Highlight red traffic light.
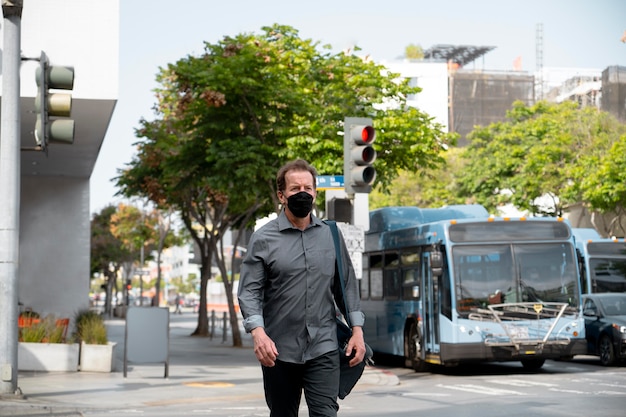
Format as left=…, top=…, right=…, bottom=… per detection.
left=351, top=125, right=376, bottom=145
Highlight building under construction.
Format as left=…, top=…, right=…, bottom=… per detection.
left=601, top=65, right=626, bottom=123
left=417, top=45, right=625, bottom=144
left=422, top=44, right=535, bottom=145
left=449, top=69, right=535, bottom=144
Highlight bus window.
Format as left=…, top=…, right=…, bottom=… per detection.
left=402, top=269, right=420, bottom=299
left=369, top=253, right=384, bottom=300
left=590, top=259, right=626, bottom=292
left=453, top=245, right=513, bottom=314
left=438, top=252, right=452, bottom=319
left=370, top=269, right=383, bottom=299
left=515, top=243, right=578, bottom=306
left=384, top=252, right=401, bottom=300
left=370, top=253, right=383, bottom=268
left=401, top=252, right=420, bottom=265
left=360, top=253, right=370, bottom=300
left=401, top=250, right=421, bottom=300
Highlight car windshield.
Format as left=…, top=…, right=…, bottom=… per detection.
left=598, top=295, right=626, bottom=316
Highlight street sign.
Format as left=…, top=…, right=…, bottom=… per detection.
left=336, top=223, right=364, bottom=279
left=316, top=175, right=344, bottom=190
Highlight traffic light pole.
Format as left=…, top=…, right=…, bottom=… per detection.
left=0, top=0, right=23, bottom=397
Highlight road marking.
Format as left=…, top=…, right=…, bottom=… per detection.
left=488, top=378, right=558, bottom=387
left=548, top=387, right=587, bottom=394
left=184, top=381, right=235, bottom=387
left=437, top=384, right=525, bottom=396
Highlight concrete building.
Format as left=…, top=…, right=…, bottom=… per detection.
left=0, top=1, right=119, bottom=319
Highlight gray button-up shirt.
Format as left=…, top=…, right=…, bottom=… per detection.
left=237, top=210, right=364, bottom=364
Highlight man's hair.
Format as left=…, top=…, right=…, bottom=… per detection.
left=276, top=159, right=318, bottom=192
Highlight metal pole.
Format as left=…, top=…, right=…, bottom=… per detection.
left=0, top=0, right=23, bottom=397
left=222, top=312, right=227, bottom=343
left=209, top=310, right=215, bottom=340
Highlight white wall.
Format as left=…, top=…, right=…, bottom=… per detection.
left=19, top=177, right=91, bottom=320
left=381, top=60, right=449, bottom=130
left=1, top=0, right=120, bottom=321
left=2, top=0, right=120, bottom=100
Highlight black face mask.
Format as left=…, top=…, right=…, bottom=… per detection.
left=286, top=191, right=314, bottom=218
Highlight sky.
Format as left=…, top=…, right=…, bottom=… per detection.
left=89, top=0, right=626, bottom=214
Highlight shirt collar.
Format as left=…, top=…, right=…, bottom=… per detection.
left=277, top=209, right=324, bottom=231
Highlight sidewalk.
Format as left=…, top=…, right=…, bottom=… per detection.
left=1, top=308, right=398, bottom=416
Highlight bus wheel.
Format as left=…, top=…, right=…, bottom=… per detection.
left=520, top=358, right=545, bottom=370
left=406, top=323, right=428, bottom=372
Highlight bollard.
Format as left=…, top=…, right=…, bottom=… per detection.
left=209, top=310, right=216, bottom=340
left=222, top=312, right=228, bottom=342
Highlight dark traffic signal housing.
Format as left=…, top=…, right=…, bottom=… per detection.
left=343, top=117, right=376, bottom=195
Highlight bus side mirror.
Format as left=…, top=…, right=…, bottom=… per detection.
left=431, top=251, right=443, bottom=277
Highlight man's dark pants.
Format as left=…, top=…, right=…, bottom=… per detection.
left=262, top=350, right=340, bottom=417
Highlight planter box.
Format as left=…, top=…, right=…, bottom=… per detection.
left=80, top=342, right=117, bottom=372
left=18, top=342, right=79, bottom=372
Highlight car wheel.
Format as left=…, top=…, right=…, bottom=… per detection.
left=599, top=334, right=616, bottom=366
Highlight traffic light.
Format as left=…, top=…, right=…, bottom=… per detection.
left=343, top=117, right=376, bottom=194
left=34, top=51, right=75, bottom=151
left=125, top=280, right=132, bottom=291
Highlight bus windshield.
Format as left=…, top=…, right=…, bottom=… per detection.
left=453, top=243, right=579, bottom=316
left=589, top=258, right=626, bottom=292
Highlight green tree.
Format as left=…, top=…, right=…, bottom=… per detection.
left=578, top=134, right=626, bottom=234
left=148, top=207, right=185, bottom=305
left=116, top=24, right=451, bottom=345
left=90, top=205, right=133, bottom=316
left=405, top=43, right=424, bottom=60
left=456, top=101, right=626, bottom=216
left=110, top=203, right=154, bottom=305
left=370, top=146, right=466, bottom=209
left=110, top=204, right=184, bottom=306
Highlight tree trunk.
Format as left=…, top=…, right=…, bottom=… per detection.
left=155, top=250, right=162, bottom=306
left=224, top=282, right=242, bottom=347
left=191, top=246, right=211, bottom=336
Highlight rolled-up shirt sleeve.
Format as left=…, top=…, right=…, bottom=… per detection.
left=348, top=311, right=365, bottom=328
left=237, top=235, right=268, bottom=333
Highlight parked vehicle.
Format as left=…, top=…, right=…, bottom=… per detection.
left=582, top=293, right=626, bottom=366
left=361, top=205, right=586, bottom=371
left=573, top=228, right=626, bottom=293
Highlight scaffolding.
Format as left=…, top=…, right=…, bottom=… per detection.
left=601, top=66, right=626, bottom=123
left=450, top=70, right=535, bottom=145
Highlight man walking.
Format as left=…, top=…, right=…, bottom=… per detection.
left=238, top=159, right=365, bottom=417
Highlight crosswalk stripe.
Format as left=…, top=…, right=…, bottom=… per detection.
left=436, top=384, right=525, bottom=396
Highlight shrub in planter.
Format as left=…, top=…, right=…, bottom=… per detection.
left=18, top=313, right=79, bottom=372
left=74, top=309, right=116, bottom=372
left=18, top=314, right=67, bottom=343
left=74, top=309, right=108, bottom=345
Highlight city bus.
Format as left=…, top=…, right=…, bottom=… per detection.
left=360, top=205, right=587, bottom=371
left=573, top=228, right=626, bottom=293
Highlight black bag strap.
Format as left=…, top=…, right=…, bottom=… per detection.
left=326, top=220, right=352, bottom=328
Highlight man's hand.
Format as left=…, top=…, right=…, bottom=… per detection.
left=345, top=326, right=366, bottom=367
left=251, top=327, right=279, bottom=367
